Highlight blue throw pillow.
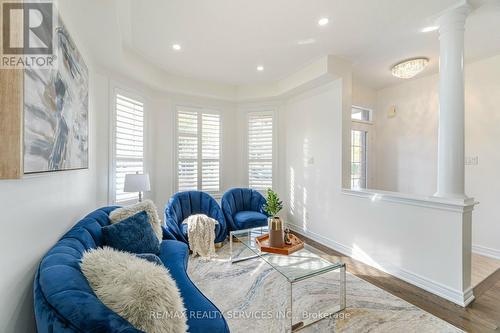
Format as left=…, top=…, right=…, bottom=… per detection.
left=102, top=211, right=160, bottom=254
left=135, top=253, right=163, bottom=266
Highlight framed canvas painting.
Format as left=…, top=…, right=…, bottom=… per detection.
left=23, top=13, right=89, bottom=173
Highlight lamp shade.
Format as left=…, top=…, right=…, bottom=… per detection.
left=124, top=173, right=151, bottom=192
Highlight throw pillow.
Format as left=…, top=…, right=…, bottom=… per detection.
left=81, top=247, right=187, bottom=333
left=110, top=199, right=162, bottom=242
left=102, top=211, right=160, bottom=254
left=136, top=253, right=163, bottom=266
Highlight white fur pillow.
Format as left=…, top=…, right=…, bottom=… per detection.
left=81, top=247, right=188, bottom=333
left=110, top=200, right=162, bottom=241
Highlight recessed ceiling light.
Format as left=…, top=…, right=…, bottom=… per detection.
left=318, top=17, right=329, bottom=26
left=172, top=44, right=181, bottom=51
left=421, top=26, right=439, bottom=33
left=257, top=65, right=264, bottom=71
left=297, top=38, right=316, bottom=45
left=391, top=58, right=429, bottom=79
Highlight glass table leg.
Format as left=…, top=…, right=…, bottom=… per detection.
left=340, top=264, right=346, bottom=310
left=290, top=265, right=347, bottom=332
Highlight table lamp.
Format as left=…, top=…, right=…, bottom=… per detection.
left=124, top=172, right=150, bottom=202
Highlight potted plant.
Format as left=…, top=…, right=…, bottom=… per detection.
left=263, top=189, right=285, bottom=248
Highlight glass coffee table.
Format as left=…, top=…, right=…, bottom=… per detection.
left=230, top=226, right=346, bottom=332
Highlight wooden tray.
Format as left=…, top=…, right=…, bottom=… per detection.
left=255, top=233, right=304, bottom=255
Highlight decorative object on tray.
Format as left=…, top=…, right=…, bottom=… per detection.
left=263, top=189, right=284, bottom=248
left=255, top=233, right=304, bottom=255
left=284, top=227, right=292, bottom=245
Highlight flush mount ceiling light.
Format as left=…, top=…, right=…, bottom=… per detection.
left=318, top=17, right=329, bottom=26
left=172, top=44, right=181, bottom=51
left=256, top=65, right=264, bottom=71
left=421, top=26, right=439, bottom=33
left=391, top=58, right=429, bottom=79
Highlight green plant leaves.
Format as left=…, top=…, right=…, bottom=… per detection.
left=263, top=188, right=283, bottom=217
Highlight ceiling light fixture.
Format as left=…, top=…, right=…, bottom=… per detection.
left=318, top=17, right=329, bottom=26
left=172, top=44, right=181, bottom=51
left=391, top=58, right=429, bottom=79
left=256, top=65, right=264, bottom=71
left=421, top=26, right=439, bottom=33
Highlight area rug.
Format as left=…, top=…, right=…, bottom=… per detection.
left=187, top=242, right=463, bottom=333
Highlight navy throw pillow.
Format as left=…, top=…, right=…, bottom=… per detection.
left=135, top=253, right=163, bottom=266
left=102, top=211, right=160, bottom=254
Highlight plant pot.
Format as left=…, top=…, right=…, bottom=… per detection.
left=268, top=216, right=284, bottom=248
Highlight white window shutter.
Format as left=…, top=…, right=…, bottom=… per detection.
left=114, top=93, right=144, bottom=203
left=202, top=113, right=220, bottom=193
left=177, top=111, right=198, bottom=191
left=248, top=112, right=273, bottom=190
left=177, top=109, right=220, bottom=193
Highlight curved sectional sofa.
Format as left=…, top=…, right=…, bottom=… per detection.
left=34, top=206, right=229, bottom=333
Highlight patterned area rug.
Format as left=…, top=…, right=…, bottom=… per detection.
left=187, top=242, right=463, bottom=333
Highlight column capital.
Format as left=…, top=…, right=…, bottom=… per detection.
left=436, top=1, right=471, bottom=33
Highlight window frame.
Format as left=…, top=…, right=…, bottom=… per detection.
left=245, top=109, right=277, bottom=191
left=351, top=105, right=373, bottom=124
left=351, top=105, right=374, bottom=189
left=351, top=129, right=368, bottom=189
left=109, top=85, right=148, bottom=205
left=174, top=105, right=222, bottom=196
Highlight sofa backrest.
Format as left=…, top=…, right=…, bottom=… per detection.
left=34, top=206, right=142, bottom=333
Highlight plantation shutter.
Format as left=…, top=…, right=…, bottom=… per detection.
left=177, top=110, right=198, bottom=191
left=201, top=113, right=220, bottom=192
left=177, top=109, right=220, bottom=193
left=114, top=93, right=144, bottom=203
left=248, top=112, right=273, bottom=190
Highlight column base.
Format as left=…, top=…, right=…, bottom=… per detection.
left=433, top=192, right=474, bottom=204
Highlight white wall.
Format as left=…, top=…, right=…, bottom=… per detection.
left=375, top=75, right=439, bottom=194
left=93, top=69, right=244, bottom=217
left=0, top=44, right=243, bottom=333
left=375, top=54, right=500, bottom=258
left=283, top=80, right=472, bottom=306
left=153, top=93, right=241, bottom=209
left=352, top=79, right=377, bottom=110
left=0, top=4, right=104, bottom=331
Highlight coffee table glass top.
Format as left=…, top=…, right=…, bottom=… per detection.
left=230, top=227, right=344, bottom=282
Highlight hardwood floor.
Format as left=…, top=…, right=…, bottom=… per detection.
left=472, top=253, right=500, bottom=287
left=294, top=232, right=500, bottom=333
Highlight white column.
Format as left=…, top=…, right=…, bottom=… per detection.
left=434, top=3, right=471, bottom=200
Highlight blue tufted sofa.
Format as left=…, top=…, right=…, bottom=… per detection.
left=221, top=188, right=268, bottom=231
left=34, top=206, right=230, bottom=333
left=165, top=191, right=227, bottom=244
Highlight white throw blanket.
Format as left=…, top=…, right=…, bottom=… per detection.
left=182, top=214, right=218, bottom=258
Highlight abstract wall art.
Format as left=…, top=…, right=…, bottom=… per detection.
left=23, top=16, right=89, bottom=173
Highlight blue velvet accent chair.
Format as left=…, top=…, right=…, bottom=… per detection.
left=165, top=191, right=227, bottom=244
left=34, top=206, right=229, bottom=333
left=221, top=188, right=269, bottom=231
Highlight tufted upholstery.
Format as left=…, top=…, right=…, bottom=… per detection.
left=164, top=191, right=227, bottom=244
left=34, top=206, right=229, bottom=333
left=221, top=188, right=268, bottom=231
left=159, top=241, right=229, bottom=333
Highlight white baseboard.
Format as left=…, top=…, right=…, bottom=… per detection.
left=288, top=223, right=474, bottom=307
left=472, top=244, right=500, bottom=260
